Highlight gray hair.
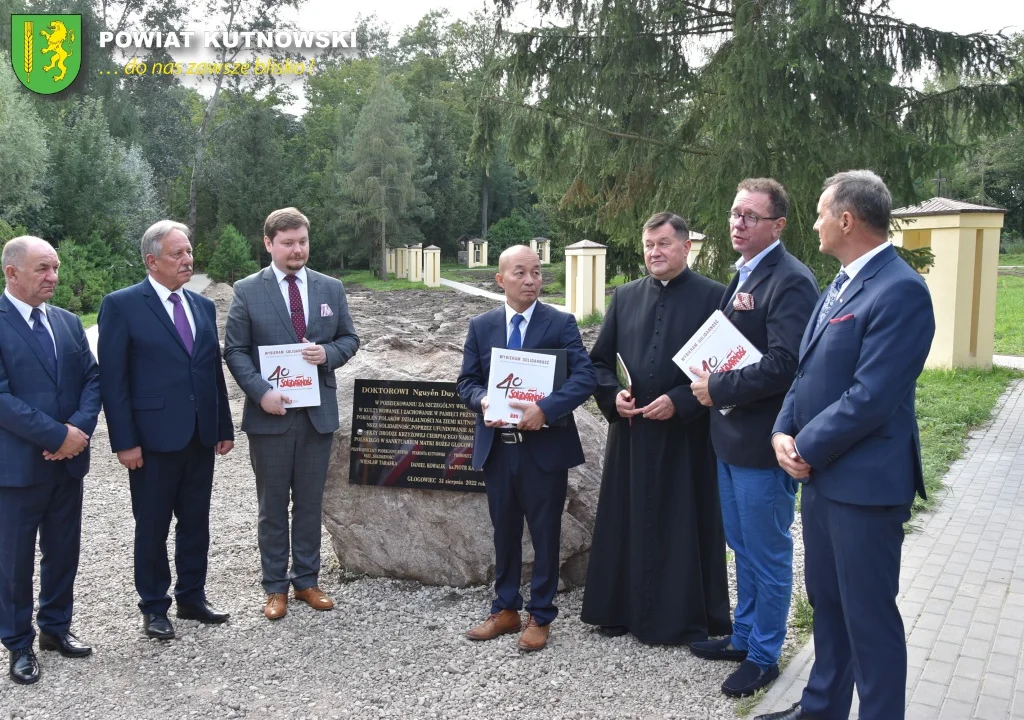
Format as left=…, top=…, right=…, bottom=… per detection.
left=823, top=170, right=891, bottom=236
left=1, top=236, right=48, bottom=270
left=140, top=220, right=190, bottom=262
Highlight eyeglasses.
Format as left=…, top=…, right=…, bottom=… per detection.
left=727, top=211, right=782, bottom=228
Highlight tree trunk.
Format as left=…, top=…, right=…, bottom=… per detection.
left=480, top=168, right=488, bottom=240
left=379, top=186, right=388, bottom=281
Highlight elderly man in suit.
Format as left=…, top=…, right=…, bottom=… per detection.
left=224, top=207, right=359, bottom=621
left=457, top=245, right=596, bottom=652
left=755, top=170, right=936, bottom=720
left=0, top=236, right=101, bottom=684
left=99, top=220, right=235, bottom=641
left=688, top=179, right=819, bottom=698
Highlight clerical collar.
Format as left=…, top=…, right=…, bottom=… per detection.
left=655, top=267, right=689, bottom=287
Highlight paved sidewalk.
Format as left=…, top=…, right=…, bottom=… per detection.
left=754, top=379, right=1024, bottom=719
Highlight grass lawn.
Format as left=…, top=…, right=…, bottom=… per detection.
left=999, top=253, right=1024, bottom=266
left=79, top=312, right=98, bottom=329
left=914, top=367, right=1021, bottom=515
left=339, top=270, right=448, bottom=292
left=995, top=275, right=1024, bottom=355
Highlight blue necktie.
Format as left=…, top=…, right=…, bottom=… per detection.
left=816, top=270, right=850, bottom=328
left=508, top=313, right=524, bottom=350
left=30, top=307, right=57, bottom=377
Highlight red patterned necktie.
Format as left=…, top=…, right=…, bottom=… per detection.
left=285, top=274, right=306, bottom=340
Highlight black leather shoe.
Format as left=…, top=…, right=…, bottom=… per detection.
left=689, top=636, right=748, bottom=661
left=176, top=600, right=229, bottom=624
left=722, top=659, right=780, bottom=697
left=9, top=648, right=39, bottom=685
left=142, top=613, right=175, bottom=640
left=39, top=630, right=93, bottom=658
left=754, top=702, right=813, bottom=719
left=596, top=625, right=628, bottom=637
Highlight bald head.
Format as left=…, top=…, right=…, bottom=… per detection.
left=495, top=245, right=542, bottom=313
left=498, top=245, right=540, bottom=273
left=2, top=235, right=60, bottom=307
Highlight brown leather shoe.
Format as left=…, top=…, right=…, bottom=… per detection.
left=293, top=586, right=334, bottom=611
left=465, top=609, right=522, bottom=641
left=517, top=615, right=550, bottom=652
left=264, top=593, right=287, bottom=620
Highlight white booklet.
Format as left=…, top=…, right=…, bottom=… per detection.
left=258, top=343, right=322, bottom=408
left=672, top=310, right=763, bottom=415
left=484, top=348, right=557, bottom=425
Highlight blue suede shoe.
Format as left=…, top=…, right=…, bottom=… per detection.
left=721, top=659, right=779, bottom=697
left=689, top=636, right=748, bottom=662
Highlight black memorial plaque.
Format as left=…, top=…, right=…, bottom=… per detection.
left=349, top=379, right=485, bottom=492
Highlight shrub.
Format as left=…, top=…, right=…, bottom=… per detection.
left=207, top=224, right=258, bottom=284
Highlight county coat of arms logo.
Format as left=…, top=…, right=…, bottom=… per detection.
left=11, top=14, right=83, bottom=94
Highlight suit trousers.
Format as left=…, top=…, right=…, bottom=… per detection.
left=129, top=427, right=215, bottom=615
left=717, top=460, right=797, bottom=668
left=0, top=464, right=82, bottom=651
left=482, top=437, right=568, bottom=625
left=800, top=483, right=911, bottom=720
left=248, top=409, right=334, bottom=594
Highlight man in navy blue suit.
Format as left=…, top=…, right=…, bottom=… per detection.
left=0, top=236, right=101, bottom=684
left=99, top=220, right=234, bottom=641
left=457, top=245, right=596, bottom=652
left=757, top=170, right=936, bottom=720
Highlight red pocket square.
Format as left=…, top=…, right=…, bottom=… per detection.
left=733, top=292, right=755, bottom=311
left=829, top=313, right=854, bottom=325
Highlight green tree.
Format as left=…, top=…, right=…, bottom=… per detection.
left=486, top=0, right=1024, bottom=282
left=341, top=77, right=433, bottom=279
left=0, top=53, right=48, bottom=224
left=206, top=224, right=258, bottom=284
left=46, top=98, right=160, bottom=275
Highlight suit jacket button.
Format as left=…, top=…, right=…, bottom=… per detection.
left=190, top=395, right=195, bottom=401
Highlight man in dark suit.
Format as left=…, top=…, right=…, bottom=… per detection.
left=457, top=245, right=596, bottom=652
left=99, top=220, right=234, bottom=641
left=688, top=179, right=819, bottom=698
left=0, top=236, right=100, bottom=684
left=756, top=170, right=936, bottom=720
left=224, top=207, right=359, bottom=621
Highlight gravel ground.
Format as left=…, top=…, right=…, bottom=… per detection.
left=1, top=287, right=807, bottom=720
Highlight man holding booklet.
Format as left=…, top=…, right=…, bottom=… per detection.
left=582, top=212, right=731, bottom=647
left=224, top=207, right=359, bottom=621
left=456, top=245, right=596, bottom=652
left=687, top=179, right=819, bottom=698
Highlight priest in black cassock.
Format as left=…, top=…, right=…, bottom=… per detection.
left=581, top=211, right=732, bottom=646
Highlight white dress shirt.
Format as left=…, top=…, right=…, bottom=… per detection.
left=148, top=275, right=195, bottom=339
left=271, top=263, right=309, bottom=326
left=838, top=242, right=891, bottom=297
left=4, top=289, right=56, bottom=353
left=504, top=301, right=538, bottom=345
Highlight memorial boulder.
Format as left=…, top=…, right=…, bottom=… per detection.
left=322, top=333, right=606, bottom=588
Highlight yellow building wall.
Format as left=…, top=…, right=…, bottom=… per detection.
left=894, top=212, right=1004, bottom=369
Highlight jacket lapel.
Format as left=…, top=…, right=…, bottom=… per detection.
left=305, top=270, right=320, bottom=342
left=263, top=266, right=299, bottom=342
left=801, top=246, right=898, bottom=358
left=523, top=303, right=551, bottom=350
left=183, top=289, right=206, bottom=356
left=0, top=295, right=57, bottom=382
left=722, top=244, right=783, bottom=317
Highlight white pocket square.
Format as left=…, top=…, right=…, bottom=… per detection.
left=320, top=303, right=334, bottom=317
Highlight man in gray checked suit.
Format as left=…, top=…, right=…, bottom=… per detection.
left=224, top=207, right=359, bottom=621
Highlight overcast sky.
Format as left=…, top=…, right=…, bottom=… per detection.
left=167, top=0, right=1024, bottom=113
left=288, top=0, right=1024, bottom=38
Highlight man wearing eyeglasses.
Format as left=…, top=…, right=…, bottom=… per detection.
left=688, top=179, right=819, bottom=698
